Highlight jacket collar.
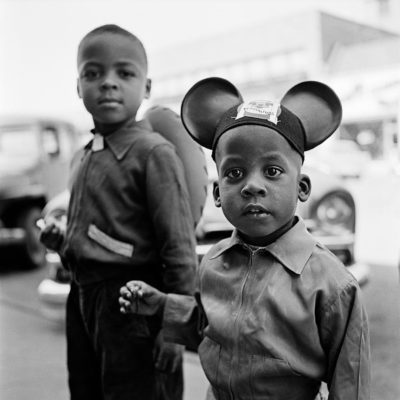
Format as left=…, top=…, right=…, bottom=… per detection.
left=88, top=119, right=152, bottom=161
left=210, top=217, right=316, bottom=275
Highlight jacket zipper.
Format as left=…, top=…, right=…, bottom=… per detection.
left=228, top=247, right=256, bottom=399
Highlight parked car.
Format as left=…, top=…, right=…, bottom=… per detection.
left=38, top=153, right=369, bottom=321
left=307, top=138, right=371, bottom=179
left=0, top=116, right=82, bottom=268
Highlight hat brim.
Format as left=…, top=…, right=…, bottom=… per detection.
left=281, top=81, right=342, bottom=150
left=181, top=77, right=243, bottom=149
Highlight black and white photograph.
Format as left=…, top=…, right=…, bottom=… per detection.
left=0, top=0, right=399, bottom=399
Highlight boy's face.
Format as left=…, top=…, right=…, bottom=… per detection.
left=213, top=125, right=310, bottom=245
left=77, top=33, right=150, bottom=131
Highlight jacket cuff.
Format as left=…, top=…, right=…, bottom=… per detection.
left=162, top=293, right=196, bottom=343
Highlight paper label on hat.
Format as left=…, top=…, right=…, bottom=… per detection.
left=236, top=101, right=280, bottom=124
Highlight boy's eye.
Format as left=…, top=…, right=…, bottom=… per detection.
left=265, top=167, right=282, bottom=177
left=119, top=70, right=136, bottom=78
left=82, top=69, right=100, bottom=80
left=226, top=168, right=243, bottom=180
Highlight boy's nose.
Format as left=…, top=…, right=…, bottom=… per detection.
left=101, top=74, right=118, bottom=90
left=241, top=178, right=267, bottom=197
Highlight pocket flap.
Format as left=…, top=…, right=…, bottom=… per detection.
left=88, top=224, right=134, bottom=258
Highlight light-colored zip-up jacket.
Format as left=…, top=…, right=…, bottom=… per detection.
left=163, top=218, right=370, bottom=400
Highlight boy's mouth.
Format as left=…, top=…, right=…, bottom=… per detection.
left=98, top=98, right=122, bottom=105
left=243, top=204, right=269, bottom=217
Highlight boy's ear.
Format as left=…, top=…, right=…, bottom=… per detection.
left=298, top=174, right=311, bottom=202
left=144, top=78, right=152, bottom=99
left=213, top=181, right=222, bottom=208
left=77, top=78, right=82, bottom=99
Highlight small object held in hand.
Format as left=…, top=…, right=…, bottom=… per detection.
left=128, top=282, right=142, bottom=297
left=128, top=283, right=142, bottom=313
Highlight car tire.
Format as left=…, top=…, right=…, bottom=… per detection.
left=17, top=206, right=46, bottom=268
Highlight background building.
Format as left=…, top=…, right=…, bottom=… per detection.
left=150, top=8, right=400, bottom=172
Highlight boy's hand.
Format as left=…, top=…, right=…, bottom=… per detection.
left=38, top=217, right=66, bottom=252
left=119, top=281, right=166, bottom=316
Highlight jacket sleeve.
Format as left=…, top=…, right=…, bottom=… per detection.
left=162, top=291, right=206, bottom=350
left=145, top=143, right=197, bottom=295
left=320, top=280, right=371, bottom=400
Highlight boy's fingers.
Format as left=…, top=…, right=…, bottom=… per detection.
left=118, top=298, right=130, bottom=308
left=126, top=281, right=143, bottom=292
left=126, top=282, right=144, bottom=300
left=120, top=286, right=132, bottom=299
left=125, top=281, right=136, bottom=291
left=119, top=286, right=127, bottom=295
left=119, top=298, right=134, bottom=314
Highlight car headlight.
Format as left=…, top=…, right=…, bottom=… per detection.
left=312, top=191, right=356, bottom=234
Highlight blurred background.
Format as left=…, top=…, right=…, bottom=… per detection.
left=1, top=0, right=400, bottom=399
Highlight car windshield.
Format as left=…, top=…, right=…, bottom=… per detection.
left=0, top=125, right=40, bottom=162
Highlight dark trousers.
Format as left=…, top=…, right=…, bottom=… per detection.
left=66, top=280, right=184, bottom=400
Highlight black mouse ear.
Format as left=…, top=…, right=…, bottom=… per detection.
left=181, top=77, right=243, bottom=149
left=281, top=81, right=342, bottom=150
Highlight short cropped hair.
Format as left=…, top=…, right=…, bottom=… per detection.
left=78, top=24, right=148, bottom=70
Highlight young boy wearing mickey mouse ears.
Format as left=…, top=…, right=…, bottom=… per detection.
left=119, top=78, right=371, bottom=400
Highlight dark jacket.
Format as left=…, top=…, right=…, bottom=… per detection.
left=63, top=119, right=197, bottom=294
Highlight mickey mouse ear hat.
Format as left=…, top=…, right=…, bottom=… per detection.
left=181, top=77, right=243, bottom=149
left=181, top=77, right=342, bottom=158
left=281, top=80, right=343, bottom=150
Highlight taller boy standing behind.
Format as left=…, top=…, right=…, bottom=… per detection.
left=61, top=24, right=197, bottom=399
